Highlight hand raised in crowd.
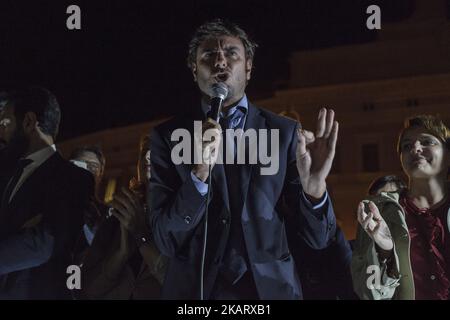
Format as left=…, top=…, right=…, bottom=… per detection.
left=357, top=201, right=394, bottom=252
left=192, top=118, right=222, bottom=182
left=110, top=187, right=150, bottom=240
left=111, top=188, right=167, bottom=285
left=296, top=108, right=338, bottom=200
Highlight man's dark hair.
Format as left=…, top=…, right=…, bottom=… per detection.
left=187, top=19, right=258, bottom=69
left=8, top=86, right=61, bottom=140
left=70, top=145, right=106, bottom=170
left=368, top=175, right=407, bottom=196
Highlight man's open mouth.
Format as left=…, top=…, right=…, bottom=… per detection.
left=214, top=73, right=230, bottom=82
left=412, top=156, right=428, bottom=165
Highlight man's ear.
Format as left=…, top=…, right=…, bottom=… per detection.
left=191, top=64, right=198, bottom=82
left=22, top=112, right=37, bottom=134
left=246, top=59, right=253, bottom=81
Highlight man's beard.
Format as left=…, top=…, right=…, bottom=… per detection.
left=1, top=129, right=30, bottom=166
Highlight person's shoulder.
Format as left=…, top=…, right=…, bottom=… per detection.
left=152, top=111, right=200, bottom=138
left=367, top=191, right=401, bottom=204
left=364, top=191, right=404, bottom=218
left=250, top=104, right=299, bottom=130
left=154, top=114, right=188, bottom=131
left=52, top=153, right=95, bottom=191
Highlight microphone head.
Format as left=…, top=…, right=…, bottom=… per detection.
left=211, top=82, right=229, bottom=100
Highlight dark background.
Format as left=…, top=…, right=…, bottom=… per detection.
left=0, top=0, right=419, bottom=140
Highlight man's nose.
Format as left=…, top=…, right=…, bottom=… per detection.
left=214, top=51, right=227, bottom=69
left=411, top=141, right=423, bottom=154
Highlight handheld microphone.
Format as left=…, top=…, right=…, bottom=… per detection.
left=209, top=82, right=229, bottom=122
left=199, top=82, right=228, bottom=300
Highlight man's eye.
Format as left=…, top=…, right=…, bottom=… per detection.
left=422, top=139, right=437, bottom=146
left=401, top=143, right=412, bottom=151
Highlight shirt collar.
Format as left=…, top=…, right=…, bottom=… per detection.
left=201, top=94, right=248, bottom=118
left=25, top=144, right=57, bottom=168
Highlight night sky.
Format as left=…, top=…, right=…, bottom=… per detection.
left=0, top=0, right=416, bottom=140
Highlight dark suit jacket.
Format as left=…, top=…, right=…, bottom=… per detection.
left=287, top=220, right=357, bottom=300
left=0, top=152, right=94, bottom=299
left=0, top=151, right=15, bottom=197
left=149, top=103, right=337, bottom=300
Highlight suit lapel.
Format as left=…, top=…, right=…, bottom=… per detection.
left=8, top=153, right=59, bottom=206
left=236, top=104, right=266, bottom=216
left=171, top=104, right=266, bottom=217
left=212, top=163, right=230, bottom=213
left=0, top=153, right=59, bottom=237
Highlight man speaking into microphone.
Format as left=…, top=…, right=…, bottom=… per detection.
left=149, top=19, right=339, bottom=300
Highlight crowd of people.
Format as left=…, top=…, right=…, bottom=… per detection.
left=0, top=19, right=449, bottom=300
